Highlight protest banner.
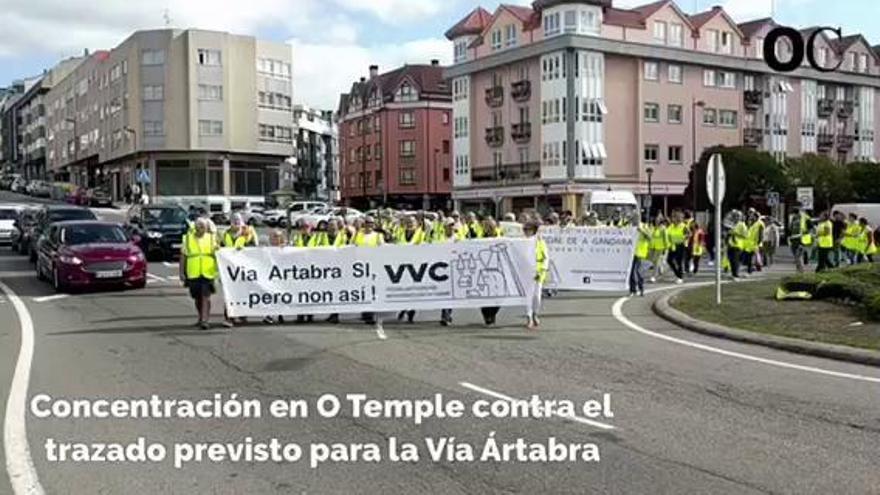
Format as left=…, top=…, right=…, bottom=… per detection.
left=540, top=227, right=636, bottom=291
left=217, top=239, right=537, bottom=317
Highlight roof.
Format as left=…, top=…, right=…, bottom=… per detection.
left=631, top=0, right=668, bottom=19
left=604, top=0, right=695, bottom=31
left=829, top=34, right=880, bottom=62
left=445, top=7, right=493, bottom=39
left=737, top=17, right=774, bottom=39
left=687, top=6, right=744, bottom=37
left=339, top=64, right=450, bottom=115
left=532, top=0, right=611, bottom=9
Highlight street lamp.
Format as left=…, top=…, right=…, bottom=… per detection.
left=645, top=166, right=655, bottom=220
left=692, top=99, right=706, bottom=214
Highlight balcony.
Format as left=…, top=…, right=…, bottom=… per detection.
left=838, top=100, right=854, bottom=119
left=485, top=126, right=504, bottom=147
left=837, top=134, right=855, bottom=151
left=485, top=86, right=504, bottom=107
left=743, top=90, right=763, bottom=110
left=511, top=122, right=532, bottom=144
left=511, top=80, right=531, bottom=102
left=743, top=127, right=763, bottom=147
left=817, top=133, right=835, bottom=152
left=818, top=99, right=835, bottom=117
left=471, top=161, right=541, bottom=185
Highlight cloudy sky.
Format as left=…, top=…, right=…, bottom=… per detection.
left=0, top=0, right=876, bottom=109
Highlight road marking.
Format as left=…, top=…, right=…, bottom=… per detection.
left=612, top=285, right=880, bottom=385
left=0, top=281, right=46, bottom=495
left=163, top=262, right=176, bottom=268
left=32, top=294, right=67, bottom=303
left=460, top=382, right=616, bottom=431
left=0, top=272, right=34, bottom=279
left=375, top=322, right=387, bottom=340
left=147, top=273, right=165, bottom=282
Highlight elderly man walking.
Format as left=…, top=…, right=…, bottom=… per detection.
left=180, top=218, right=219, bottom=330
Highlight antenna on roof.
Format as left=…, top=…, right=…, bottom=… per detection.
left=163, top=8, right=172, bottom=27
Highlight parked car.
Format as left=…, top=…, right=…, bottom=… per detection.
left=301, top=206, right=363, bottom=226
left=126, top=204, right=190, bottom=261
left=11, top=207, right=38, bottom=254
left=35, top=221, right=146, bottom=293
left=29, top=205, right=98, bottom=262
left=0, top=204, right=25, bottom=246
left=0, top=175, right=15, bottom=190
left=28, top=180, right=52, bottom=198
left=10, top=176, right=27, bottom=194
left=66, top=186, right=90, bottom=206
left=89, top=188, right=113, bottom=207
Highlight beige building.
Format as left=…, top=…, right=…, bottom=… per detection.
left=45, top=28, right=294, bottom=200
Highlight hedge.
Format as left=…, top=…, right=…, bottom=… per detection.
left=780, top=264, right=880, bottom=319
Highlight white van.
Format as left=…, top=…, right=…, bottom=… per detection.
left=583, top=191, right=639, bottom=222
left=831, top=204, right=880, bottom=227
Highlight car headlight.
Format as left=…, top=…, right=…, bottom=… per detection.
left=58, top=255, right=83, bottom=265
left=147, top=231, right=164, bottom=239
left=127, top=252, right=145, bottom=264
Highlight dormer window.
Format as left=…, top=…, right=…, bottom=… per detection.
left=369, top=89, right=381, bottom=107
left=543, top=11, right=561, bottom=36
left=454, top=40, right=468, bottom=63
left=504, top=25, right=517, bottom=48
left=396, top=82, right=417, bottom=102
left=491, top=29, right=502, bottom=51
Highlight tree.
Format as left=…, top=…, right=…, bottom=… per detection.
left=684, top=146, right=788, bottom=211
left=847, top=161, right=880, bottom=202
left=783, top=154, right=853, bottom=212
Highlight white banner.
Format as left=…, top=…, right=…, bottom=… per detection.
left=217, top=239, right=537, bottom=317
left=541, top=227, right=636, bottom=291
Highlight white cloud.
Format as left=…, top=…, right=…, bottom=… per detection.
left=289, top=37, right=450, bottom=109
left=332, top=0, right=445, bottom=24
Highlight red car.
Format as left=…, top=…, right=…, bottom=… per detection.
left=36, top=221, right=147, bottom=293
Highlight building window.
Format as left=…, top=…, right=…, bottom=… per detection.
left=653, top=21, right=667, bottom=44
left=198, top=84, right=223, bottom=101
left=755, top=37, right=765, bottom=58
left=198, top=120, right=223, bottom=136
left=396, top=82, right=417, bottom=102
left=668, top=104, right=683, bottom=124
left=707, top=29, right=719, bottom=52
left=817, top=47, right=828, bottom=68
left=442, top=140, right=450, bottom=154
left=669, top=23, right=683, bottom=47
left=719, top=110, right=737, bottom=127
left=644, top=61, right=659, bottom=81
left=848, top=52, right=857, bottom=70
left=703, top=108, right=717, bottom=126
left=142, top=85, right=164, bottom=101
left=399, top=111, right=415, bottom=129
left=259, top=124, right=293, bottom=143
left=644, top=144, right=659, bottom=163
left=491, top=29, right=502, bottom=51
left=143, top=121, right=164, bottom=137
left=442, top=112, right=449, bottom=125
left=668, top=64, right=682, bottom=83
left=453, top=78, right=469, bottom=101
left=703, top=69, right=716, bottom=87
left=256, top=58, right=291, bottom=79
left=719, top=72, right=736, bottom=89
left=258, top=91, right=292, bottom=110
left=668, top=145, right=683, bottom=164
left=504, top=24, right=517, bottom=47
left=543, top=12, right=561, bottom=36
left=858, top=53, right=869, bottom=73
left=644, top=103, right=660, bottom=122
left=399, top=168, right=416, bottom=185
left=374, top=143, right=382, bottom=160
left=141, top=49, right=165, bottom=65
left=197, top=49, right=222, bottom=66
left=399, top=140, right=415, bottom=158
left=454, top=40, right=468, bottom=63
left=721, top=31, right=733, bottom=54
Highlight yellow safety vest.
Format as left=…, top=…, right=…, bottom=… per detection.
left=467, top=222, right=484, bottom=239
left=729, top=222, right=748, bottom=249
left=635, top=225, right=652, bottom=260
left=535, top=238, right=548, bottom=284
left=455, top=223, right=469, bottom=240
left=222, top=227, right=256, bottom=249
left=483, top=226, right=503, bottom=238
left=667, top=223, right=687, bottom=246
left=866, top=228, right=878, bottom=255
left=842, top=222, right=860, bottom=251
left=817, top=220, right=834, bottom=248
left=396, top=228, right=426, bottom=245
left=354, top=231, right=383, bottom=247
left=651, top=226, right=668, bottom=251
left=855, top=225, right=870, bottom=254
left=183, top=232, right=218, bottom=280
left=692, top=230, right=705, bottom=257
left=290, top=232, right=310, bottom=248
left=745, top=220, right=764, bottom=254
left=310, top=231, right=348, bottom=247
left=800, top=214, right=813, bottom=246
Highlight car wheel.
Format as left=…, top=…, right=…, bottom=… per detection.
left=131, top=279, right=147, bottom=290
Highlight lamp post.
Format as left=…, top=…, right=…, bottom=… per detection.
left=433, top=148, right=440, bottom=211
left=645, top=166, right=655, bottom=220
left=692, top=99, right=706, bottom=214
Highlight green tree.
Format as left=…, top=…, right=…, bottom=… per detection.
left=783, top=154, right=853, bottom=211
left=684, top=146, right=788, bottom=211
left=847, top=161, right=880, bottom=202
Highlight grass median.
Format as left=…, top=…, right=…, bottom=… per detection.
left=670, top=279, right=880, bottom=352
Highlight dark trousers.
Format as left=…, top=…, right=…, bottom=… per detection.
left=481, top=307, right=500, bottom=325
left=683, top=248, right=692, bottom=275
left=692, top=256, right=702, bottom=275
left=728, top=248, right=741, bottom=278
left=817, top=248, right=834, bottom=272
left=667, top=245, right=685, bottom=279
left=629, top=258, right=644, bottom=294
left=741, top=252, right=754, bottom=274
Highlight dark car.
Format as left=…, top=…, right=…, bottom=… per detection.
left=89, top=188, right=113, bottom=207
left=29, top=206, right=98, bottom=262
left=35, top=221, right=146, bottom=293
left=126, top=205, right=190, bottom=261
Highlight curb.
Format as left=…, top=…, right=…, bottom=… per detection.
left=653, top=288, right=880, bottom=368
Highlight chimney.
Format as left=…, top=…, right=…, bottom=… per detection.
left=83, top=48, right=89, bottom=56
left=431, top=59, right=439, bottom=66
left=369, top=65, right=379, bottom=78
left=359, top=77, right=366, bottom=83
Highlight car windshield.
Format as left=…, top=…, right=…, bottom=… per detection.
left=0, top=209, right=17, bottom=220
left=63, top=224, right=128, bottom=245
left=49, top=209, right=97, bottom=222
left=143, top=208, right=188, bottom=224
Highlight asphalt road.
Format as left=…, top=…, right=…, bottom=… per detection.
left=1, top=191, right=879, bottom=494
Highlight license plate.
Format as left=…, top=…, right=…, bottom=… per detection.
left=95, top=270, right=123, bottom=279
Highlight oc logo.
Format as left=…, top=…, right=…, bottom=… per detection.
left=763, top=26, right=843, bottom=73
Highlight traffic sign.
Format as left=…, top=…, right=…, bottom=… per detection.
left=706, top=154, right=726, bottom=206
left=136, top=169, right=151, bottom=184
left=796, top=187, right=814, bottom=210
left=767, top=191, right=780, bottom=207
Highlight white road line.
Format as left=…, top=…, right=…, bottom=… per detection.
left=612, top=285, right=880, bottom=384
left=162, top=262, right=176, bottom=268
left=0, top=272, right=35, bottom=279
left=146, top=273, right=165, bottom=282
left=375, top=323, right=387, bottom=340
left=460, top=382, right=617, bottom=431
left=32, top=294, right=67, bottom=303
left=0, top=281, right=46, bottom=495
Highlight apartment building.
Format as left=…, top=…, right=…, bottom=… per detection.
left=291, top=104, right=339, bottom=202
left=337, top=62, right=452, bottom=210
left=44, top=29, right=294, bottom=201
left=445, top=0, right=880, bottom=215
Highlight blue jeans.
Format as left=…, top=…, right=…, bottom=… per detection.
left=629, top=258, right=644, bottom=294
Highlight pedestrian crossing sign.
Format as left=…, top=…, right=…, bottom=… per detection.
left=136, top=169, right=151, bottom=184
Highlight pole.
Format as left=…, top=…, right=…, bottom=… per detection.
left=714, top=157, right=722, bottom=305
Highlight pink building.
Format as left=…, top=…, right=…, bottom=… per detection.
left=445, top=0, right=880, bottom=215
left=338, top=63, right=452, bottom=210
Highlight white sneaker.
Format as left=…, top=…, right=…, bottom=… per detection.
left=650, top=277, right=657, bottom=283
left=708, top=261, right=715, bottom=267
left=675, top=278, right=684, bottom=285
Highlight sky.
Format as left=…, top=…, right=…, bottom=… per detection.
left=0, top=0, right=877, bottom=109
